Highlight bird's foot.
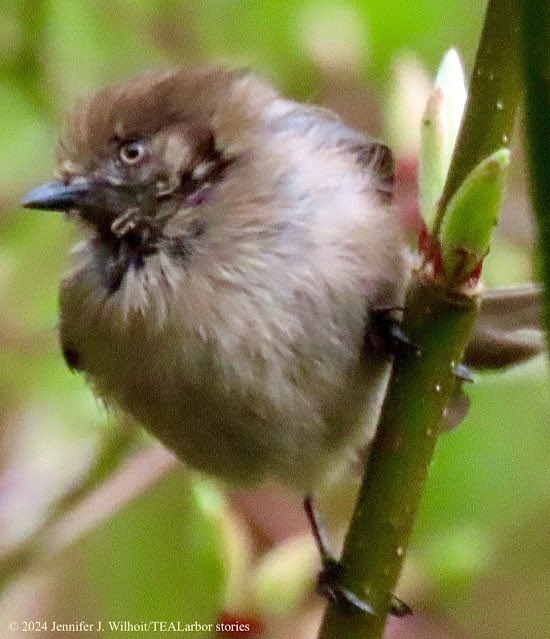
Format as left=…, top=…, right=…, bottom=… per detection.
left=368, top=307, right=420, bottom=357
left=303, top=496, right=412, bottom=618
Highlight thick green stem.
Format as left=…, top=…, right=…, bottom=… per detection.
left=318, top=1, right=521, bottom=637
left=434, top=0, right=520, bottom=237
left=516, top=0, right=550, bottom=354
left=319, top=281, right=478, bottom=638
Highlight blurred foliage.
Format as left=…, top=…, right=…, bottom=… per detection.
left=62, top=470, right=226, bottom=634
left=0, top=1, right=548, bottom=638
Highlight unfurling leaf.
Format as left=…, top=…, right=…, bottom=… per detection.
left=440, top=148, right=510, bottom=281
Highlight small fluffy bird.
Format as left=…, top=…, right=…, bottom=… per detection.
left=23, top=67, right=543, bottom=496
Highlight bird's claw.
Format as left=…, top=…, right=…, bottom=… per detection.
left=369, top=307, right=420, bottom=357
left=453, top=362, right=476, bottom=383
left=316, top=557, right=375, bottom=614
left=304, top=496, right=412, bottom=618
left=390, top=595, right=413, bottom=617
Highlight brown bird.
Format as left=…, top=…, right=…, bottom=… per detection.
left=23, top=66, right=544, bottom=612
left=23, top=67, right=412, bottom=492
left=22, top=63, right=544, bottom=489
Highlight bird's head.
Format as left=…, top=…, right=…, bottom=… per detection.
left=22, top=67, right=262, bottom=290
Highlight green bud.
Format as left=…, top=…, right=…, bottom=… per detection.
left=440, top=148, right=510, bottom=281
left=419, top=49, right=467, bottom=229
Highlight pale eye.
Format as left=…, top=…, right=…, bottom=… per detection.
left=119, top=140, right=146, bottom=165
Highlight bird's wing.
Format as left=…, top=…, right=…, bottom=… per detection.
left=273, top=104, right=547, bottom=368
left=272, top=102, right=394, bottom=202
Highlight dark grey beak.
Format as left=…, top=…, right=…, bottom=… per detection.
left=22, top=180, right=92, bottom=211
left=22, top=178, right=157, bottom=234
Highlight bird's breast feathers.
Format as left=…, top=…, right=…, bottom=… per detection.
left=59, top=198, right=400, bottom=490
left=54, top=69, right=409, bottom=489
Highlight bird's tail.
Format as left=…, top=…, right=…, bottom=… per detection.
left=465, top=283, right=546, bottom=369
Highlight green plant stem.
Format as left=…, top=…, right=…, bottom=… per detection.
left=319, top=282, right=478, bottom=639
left=318, top=1, right=521, bottom=637
left=434, top=0, right=520, bottom=237
left=516, top=0, right=550, bottom=354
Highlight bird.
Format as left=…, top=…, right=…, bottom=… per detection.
left=22, top=66, right=544, bottom=613
left=23, top=66, right=413, bottom=493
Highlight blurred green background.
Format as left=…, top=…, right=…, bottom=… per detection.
left=0, top=1, right=548, bottom=638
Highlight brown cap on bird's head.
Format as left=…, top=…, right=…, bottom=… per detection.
left=21, top=67, right=265, bottom=232
left=57, top=67, right=242, bottom=173
left=22, top=66, right=281, bottom=221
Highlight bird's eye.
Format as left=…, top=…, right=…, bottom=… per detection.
left=119, top=140, right=146, bottom=165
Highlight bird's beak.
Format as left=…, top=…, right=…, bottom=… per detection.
left=22, top=179, right=93, bottom=211
left=22, top=178, right=158, bottom=234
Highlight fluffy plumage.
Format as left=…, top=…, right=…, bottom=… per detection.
left=48, top=68, right=410, bottom=491
left=25, top=67, right=543, bottom=493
